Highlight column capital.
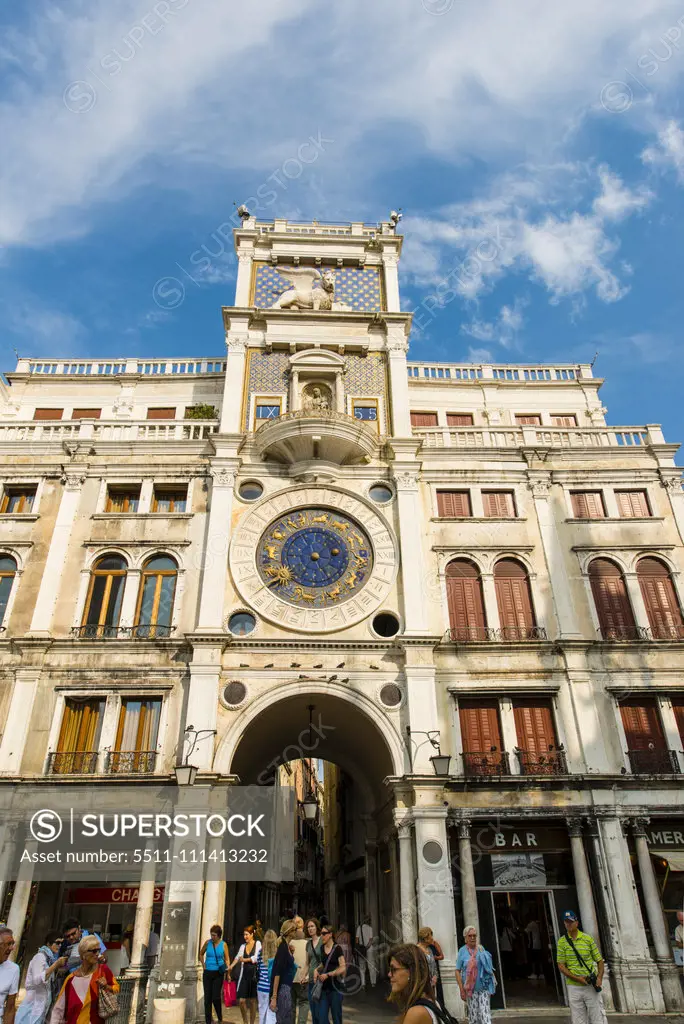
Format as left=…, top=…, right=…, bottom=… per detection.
left=527, top=474, right=552, bottom=498
left=394, top=814, right=414, bottom=840
left=226, top=335, right=248, bottom=353
left=456, top=818, right=472, bottom=840
left=630, top=816, right=650, bottom=837
left=209, top=467, right=236, bottom=488
left=393, top=470, right=419, bottom=492
left=566, top=817, right=585, bottom=838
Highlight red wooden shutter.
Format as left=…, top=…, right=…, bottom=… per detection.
left=619, top=700, right=664, bottom=751
left=459, top=700, right=502, bottom=752
left=616, top=491, right=650, bottom=517
left=551, top=415, right=577, bottom=427
left=672, top=701, right=684, bottom=747
left=513, top=700, right=557, bottom=754
left=483, top=492, right=515, bottom=517
left=410, top=412, right=438, bottom=427
left=437, top=491, right=472, bottom=517
left=494, top=559, right=535, bottom=635
left=637, top=558, right=684, bottom=639
left=446, top=560, right=486, bottom=638
left=146, top=407, right=176, bottom=420
left=571, top=492, right=605, bottom=518
left=33, top=408, right=63, bottom=420
left=515, top=414, right=542, bottom=426
left=447, top=413, right=474, bottom=427
left=71, top=408, right=102, bottom=419
left=588, top=559, right=636, bottom=639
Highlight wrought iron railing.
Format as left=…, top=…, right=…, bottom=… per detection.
left=48, top=751, right=98, bottom=775
left=596, top=626, right=652, bottom=642
left=635, top=624, right=684, bottom=641
left=627, top=748, right=681, bottom=774
left=106, top=751, right=157, bottom=774
left=71, top=624, right=175, bottom=639
left=445, top=626, right=547, bottom=643
left=516, top=747, right=568, bottom=775
left=462, top=750, right=511, bottom=777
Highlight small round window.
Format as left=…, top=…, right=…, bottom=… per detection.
left=223, top=681, right=247, bottom=706
left=369, top=483, right=393, bottom=504
left=227, top=611, right=256, bottom=636
left=380, top=684, right=403, bottom=708
left=238, top=481, right=263, bottom=501
left=422, top=840, right=443, bottom=865
left=372, top=612, right=401, bottom=638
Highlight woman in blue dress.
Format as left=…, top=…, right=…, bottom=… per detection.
left=455, top=926, right=496, bottom=1024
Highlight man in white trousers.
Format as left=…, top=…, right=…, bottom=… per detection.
left=556, top=910, right=606, bottom=1024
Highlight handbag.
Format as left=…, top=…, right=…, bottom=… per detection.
left=564, top=935, right=602, bottom=992
left=96, top=972, right=120, bottom=1020
left=311, top=947, right=336, bottom=1003
left=222, top=980, right=237, bottom=1007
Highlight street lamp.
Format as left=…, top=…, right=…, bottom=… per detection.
left=173, top=725, right=216, bottom=786
left=405, top=726, right=451, bottom=777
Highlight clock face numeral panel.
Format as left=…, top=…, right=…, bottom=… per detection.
left=229, top=486, right=398, bottom=634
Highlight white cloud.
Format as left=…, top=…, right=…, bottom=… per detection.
left=592, top=166, right=652, bottom=220
left=0, top=0, right=680, bottom=247
left=0, top=297, right=87, bottom=355
left=462, top=300, right=526, bottom=347
left=466, top=347, right=493, bottom=363
left=642, top=119, right=684, bottom=179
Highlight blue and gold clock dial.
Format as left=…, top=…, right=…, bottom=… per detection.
left=257, top=508, right=373, bottom=607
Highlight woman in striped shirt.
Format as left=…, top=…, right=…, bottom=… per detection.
left=256, top=931, right=277, bottom=1024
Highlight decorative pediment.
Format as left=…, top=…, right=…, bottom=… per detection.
left=287, top=348, right=346, bottom=373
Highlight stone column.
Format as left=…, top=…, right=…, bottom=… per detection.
left=0, top=669, right=41, bottom=774
left=29, top=470, right=86, bottom=635
left=364, top=838, right=380, bottom=940
left=388, top=834, right=400, bottom=934
left=480, top=573, right=501, bottom=632
left=624, top=574, right=652, bottom=633
left=632, top=818, right=684, bottom=1010
left=7, top=843, right=35, bottom=957
left=196, top=467, right=237, bottom=632
left=393, top=466, right=429, bottom=634
left=126, top=849, right=157, bottom=1024
left=395, top=817, right=417, bottom=943
left=183, top=644, right=222, bottom=771
left=200, top=838, right=226, bottom=939
left=382, top=254, right=401, bottom=312
left=566, top=819, right=598, bottom=939
left=235, top=253, right=253, bottom=307
left=219, top=335, right=248, bottom=434
left=385, top=334, right=411, bottom=436
left=527, top=474, right=582, bottom=638
left=456, top=819, right=479, bottom=938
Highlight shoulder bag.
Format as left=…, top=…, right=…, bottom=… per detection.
left=310, top=947, right=337, bottom=1003
left=564, top=935, right=602, bottom=992
left=96, top=971, right=120, bottom=1020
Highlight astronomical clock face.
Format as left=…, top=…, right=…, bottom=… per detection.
left=256, top=508, right=373, bottom=608
left=229, top=485, right=398, bottom=634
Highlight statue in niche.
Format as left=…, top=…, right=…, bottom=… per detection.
left=302, top=383, right=332, bottom=412
left=271, top=267, right=335, bottom=310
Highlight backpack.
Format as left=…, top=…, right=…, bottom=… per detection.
left=415, top=998, right=457, bottom=1024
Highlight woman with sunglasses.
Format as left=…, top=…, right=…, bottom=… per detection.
left=387, top=944, right=444, bottom=1024
left=313, top=926, right=345, bottom=1024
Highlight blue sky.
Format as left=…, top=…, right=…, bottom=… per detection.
left=1, top=0, right=684, bottom=447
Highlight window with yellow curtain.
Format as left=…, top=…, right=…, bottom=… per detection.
left=82, top=555, right=127, bottom=637
left=135, top=556, right=177, bottom=638
left=110, top=699, right=162, bottom=773
left=53, top=698, right=104, bottom=774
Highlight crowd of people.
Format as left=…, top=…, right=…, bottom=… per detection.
left=0, top=906, right=608, bottom=1024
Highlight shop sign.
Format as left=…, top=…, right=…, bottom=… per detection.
left=474, top=827, right=570, bottom=853
left=66, top=886, right=165, bottom=904
left=645, top=824, right=684, bottom=848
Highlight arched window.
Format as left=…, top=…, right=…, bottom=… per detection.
left=82, top=555, right=127, bottom=638
left=588, top=558, right=636, bottom=640
left=637, top=557, right=684, bottom=640
left=445, top=559, right=487, bottom=641
left=135, top=555, right=177, bottom=638
left=493, top=558, right=537, bottom=640
left=0, top=556, right=17, bottom=629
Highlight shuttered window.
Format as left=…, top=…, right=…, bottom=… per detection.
left=459, top=700, right=502, bottom=753
left=437, top=491, right=472, bottom=518
left=494, top=559, right=536, bottom=638
left=146, top=407, right=176, bottom=420
left=33, top=408, right=63, bottom=420
left=619, top=699, right=665, bottom=751
left=616, top=490, right=650, bottom=518
left=513, top=700, right=557, bottom=754
left=551, top=414, right=577, bottom=427
left=410, top=412, right=438, bottom=427
left=447, top=413, right=474, bottom=427
left=515, top=414, right=542, bottom=426
left=482, top=491, right=516, bottom=518
left=637, top=557, right=684, bottom=639
left=57, top=699, right=105, bottom=754
left=71, top=408, right=101, bottom=419
left=571, top=492, right=606, bottom=519
left=589, top=558, right=636, bottom=639
left=446, top=559, right=486, bottom=639
left=672, top=700, right=684, bottom=747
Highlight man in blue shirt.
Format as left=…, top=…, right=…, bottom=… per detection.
left=60, top=917, right=107, bottom=973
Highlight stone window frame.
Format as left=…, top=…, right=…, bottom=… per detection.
left=0, top=478, right=45, bottom=517
left=429, top=481, right=525, bottom=521
left=435, top=548, right=542, bottom=638
left=250, top=394, right=285, bottom=432
left=0, top=546, right=26, bottom=631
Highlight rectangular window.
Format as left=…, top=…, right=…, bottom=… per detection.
left=152, top=487, right=187, bottom=513
left=571, top=491, right=606, bottom=519
left=616, top=490, right=651, bottom=518
left=482, top=491, right=516, bottom=518
left=513, top=699, right=565, bottom=773
left=1, top=487, right=37, bottom=513
left=410, top=411, right=438, bottom=427
left=110, top=698, right=162, bottom=773
left=51, top=698, right=105, bottom=774
left=447, top=413, right=474, bottom=427
left=71, top=408, right=102, bottom=419
left=459, top=699, right=507, bottom=776
left=515, top=414, right=542, bottom=426
left=33, top=408, right=63, bottom=420
left=255, top=404, right=281, bottom=420
left=551, top=414, right=578, bottom=427
left=106, top=486, right=141, bottom=512
left=437, top=490, right=472, bottom=518
left=619, top=698, right=674, bottom=773
left=146, top=407, right=176, bottom=420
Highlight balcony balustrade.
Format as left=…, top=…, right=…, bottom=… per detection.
left=516, top=747, right=568, bottom=775
left=627, top=748, right=681, bottom=774
left=445, top=626, right=547, bottom=643
left=71, top=624, right=175, bottom=639
left=462, top=750, right=511, bottom=777
left=412, top=424, right=658, bottom=451
left=106, top=750, right=157, bottom=774
left=47, top=751, right=98, bottom=775
left=254, top=407, right=378, bottom=465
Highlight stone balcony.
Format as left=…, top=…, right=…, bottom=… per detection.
left=253, top=408, right=379, bottom=465
left=413, top=424, right=667, bottom=451
left=0, top=419, right=218, bottom=447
